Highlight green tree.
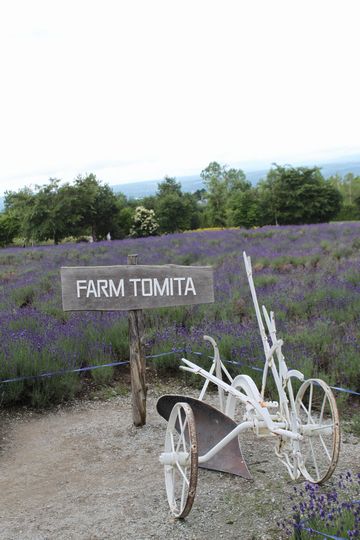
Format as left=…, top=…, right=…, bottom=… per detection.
left=229, top=188, right=261, bottom=228
left=4, top=187, right=36, bottom=242
left=200, top=162, right=250, bottom=226
left=0, top=212, right=19, bottom=246
left=140, top=195, right=157, bottom=211
left=111, top=193, right=133, bottom=239
left=257, top=170, right=280, bottom=225
left=260, top=165, right=342, bottom=225
left=329, top=173, right=360, bottom=220
left=225, top=167, right=250, bottom=193
left=200, top=162, right=228, bottom=226
left=354, top=193, right=360, bottom=216
left=183, top=192, right=201, bottom=230
left=156, top=176, right=182, bottom=197
left=5, top=175, right=123, bottom=244
left=155, top=177, right=199, bottom=233
left=342, top=173, right=360, bottom=206
left=72, top=174, right=119, bottom=240
left=193, top=188, right=207, bottom=202
left=25, top=179, right=79, bottom=244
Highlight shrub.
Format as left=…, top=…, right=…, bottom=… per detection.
left=130, top=206, right=159, bottom=237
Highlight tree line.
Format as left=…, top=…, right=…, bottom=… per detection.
left=0, top=163, right=359, bottom=246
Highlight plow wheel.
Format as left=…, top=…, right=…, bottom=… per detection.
left=295, top=379, right=340, bottom=484
left=164, top=402, right=198, bottom=518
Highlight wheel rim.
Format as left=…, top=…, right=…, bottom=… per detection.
left=164, top=402, right=198, bottom=518
left=295, top=379, right=340, bottom=484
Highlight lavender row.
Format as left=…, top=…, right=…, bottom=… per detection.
left=0, top=222, right=359, bottom=405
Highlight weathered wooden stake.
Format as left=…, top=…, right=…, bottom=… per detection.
left=127, top=254, right=147, bottom=426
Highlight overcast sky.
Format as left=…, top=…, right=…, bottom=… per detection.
left=0, top=0, right=359, bottom=195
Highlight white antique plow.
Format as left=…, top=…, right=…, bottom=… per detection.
left=157, top=252, right=341, bottom=518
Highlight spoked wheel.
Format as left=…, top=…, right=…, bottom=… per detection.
left=163, top=402, right=198, bottom=518
left=295, top=379, right=340, bottom=484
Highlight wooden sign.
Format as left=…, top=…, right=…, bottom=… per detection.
left=61, top=264, right=214, bottom=311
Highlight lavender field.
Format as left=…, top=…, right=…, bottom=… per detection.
left=0, top=222, right=359, bottom=407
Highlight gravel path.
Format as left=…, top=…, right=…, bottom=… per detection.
left=0, top=382, right=358, bottom=540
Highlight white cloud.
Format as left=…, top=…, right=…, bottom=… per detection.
left=0, top=0, right=359, bottom=193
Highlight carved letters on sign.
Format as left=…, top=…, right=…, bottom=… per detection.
left=75, top=276, right=196, bottom=299
left=61, top=265, right=214, bottom=311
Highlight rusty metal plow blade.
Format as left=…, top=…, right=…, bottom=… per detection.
left=157, top=394, right=252, bottom=479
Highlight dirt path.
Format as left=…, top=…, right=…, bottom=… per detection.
left=0, top=384, right=358, bottom=540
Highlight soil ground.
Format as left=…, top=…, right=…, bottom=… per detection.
left=0, top=381, right=358, bottom=540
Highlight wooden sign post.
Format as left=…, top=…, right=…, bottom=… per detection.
left=127, top=254, right=146, bottom=426
left=61, top=257, right=214, bottom=426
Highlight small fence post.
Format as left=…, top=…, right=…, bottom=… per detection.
left=127, top=254, right=147, bottom=426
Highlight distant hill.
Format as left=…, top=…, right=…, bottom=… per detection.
left=316, top=160, right=360, bottom=178
left=1, top=158, right=360, bottom=209
left=111, top=175, right=204, bottom=198
left=112, top=159, right=360, bottom=198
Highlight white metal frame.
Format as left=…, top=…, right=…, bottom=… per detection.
left=159, top=251, right=340, bottom=517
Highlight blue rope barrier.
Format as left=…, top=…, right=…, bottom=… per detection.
left=187, top=350, right=360, bottom=396
left=146, top=350, right=186, bottom=359
left=0, top=348, right=359, bottom=397
left=0, top=351, right=181, bottom=386
left=329, top=385, right=360, bottom=397
left=226, top=361, right=360, bottom=395
left=300, top=527, right=347, bottom=540
left=224, top=358, right=264, bottom=373
left=293, top=514, right=359, bottom=540
left=299, top=505, right=360, bottom=540
left=0, top=360, right=130, bottom=385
